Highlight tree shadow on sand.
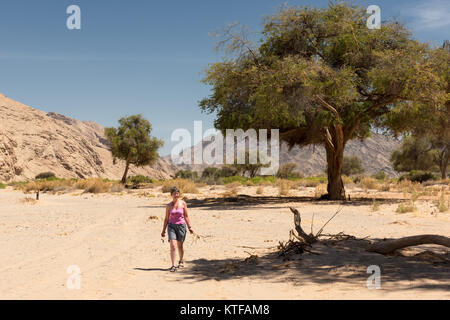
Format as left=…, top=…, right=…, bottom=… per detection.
left=176, top=238, right=450, bottom=292
left=184, top=195, right=404, bottom=211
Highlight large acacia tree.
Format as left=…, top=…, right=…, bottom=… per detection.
left=200, top=2, right=446, bottom=199
left=105, top=115, right=163, bottom=184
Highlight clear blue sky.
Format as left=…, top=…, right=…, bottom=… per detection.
left=0, top=0, right=448, bottom=155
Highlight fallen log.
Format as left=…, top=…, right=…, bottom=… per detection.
left=366, top=235, right=450, bottom=254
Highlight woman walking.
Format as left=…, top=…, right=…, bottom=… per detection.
left=161, top=186, right=194, bottom=272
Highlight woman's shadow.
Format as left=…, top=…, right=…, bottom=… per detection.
left=134, top=267, right=170, bottom=272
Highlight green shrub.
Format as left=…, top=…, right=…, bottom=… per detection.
left=249, top=176, right=276, bottom=185
left=399, top=170, right=436, bottom=183
left=396, top=202, right=416, bottom=213
left=372, top=170, right=387, bottom=181
left=35, top=172, right=56, bottom=180
left=174, top=170, right=198, bottom=180
left=127, top=175, right=154, bottom=184
left=342, top=156, right=365, bottom=176
left=218, top=165, right=239, bottom=177
left=0, top=182, right=6, bottom=189
left=202, top=167, right=220, bottom=179
left=222, top=176, right=248, bottom=185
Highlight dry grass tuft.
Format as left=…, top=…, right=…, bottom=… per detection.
left=360, top=177, right=379, bottom=190
left=78, top=178, right=112, bottom=194
left=161, top=179, right=199, bottom=194
left=314, top=183, right=327, bottom=198
left=222, top=186, right=239, bottom=197
left=256, top=186, right=264, bottom=195
left=396, top=202, right=416, bottom=213
left=225, top=182, right=241, bottom=189
left=277, top=180, right=292, bottom=196
left=20, top=197, right=37, bottom=205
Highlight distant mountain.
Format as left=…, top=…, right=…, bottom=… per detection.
left=0, top=93, right=178, bottom=182
left=164, top=132, right=401, bottom=177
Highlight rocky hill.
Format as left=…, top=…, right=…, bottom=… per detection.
left=0, top=93, right=178, bottom=182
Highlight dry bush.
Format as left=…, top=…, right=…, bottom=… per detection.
left=137, top=191, right=155, bottom=198
left=256, top=186, right=264, bottom=195
left=110, top=183, right=124, bottom=193
left=377, top=183, right=391, bottom=192
left=277, top=179, right=294, bottom=196
left=161, top=179, right=199, bottom=194
left=314, top=183, right=327, bottom=198
left=222, top=187, right=238, bottom=197
left=18, top=180, right=74, bottom=193
left=341, top=175, right=353, bottom=186
left=371, top=198, right=380, bottom=211
left=360, top=177, right=379, bottom=190
left=396, top=202, right=416, bottom=213
left=76, top=178, right=111, bottom=194
left=195, top=182, right=207, bottom=188
left=300, top=180, right=320, bottom=188
left=245, top=180, right=255, bottom=186
left=225, top=182, right=241, bottom=189
left=395, top=179, right=424, bottom=194
left=435, top=191, right=449, bottom=212
left=20, top=197, right=37, bottom=205
left=257, top=179, right=274, bottom=186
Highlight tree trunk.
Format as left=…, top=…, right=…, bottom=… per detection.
left=121, top=161, right=130, bottom=184
left=440, top=152, right=448, bottom=179
left=367, top=235, right=450, bottom=254
left=324, top=128, right=346, bottom=200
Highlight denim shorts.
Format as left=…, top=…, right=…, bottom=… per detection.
left=168, top=223, right=186, bottom=242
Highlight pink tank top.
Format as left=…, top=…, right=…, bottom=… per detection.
left=169, top=203, right=185, bottom=225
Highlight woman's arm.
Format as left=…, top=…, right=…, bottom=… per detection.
left=161, top=205, right=170, bottom=237
left=183, top=201, right=194, bottom=234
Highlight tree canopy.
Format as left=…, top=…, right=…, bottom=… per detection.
left=200, top=2, right=448, bottom=199
left=385, top=41, right=450, bottom=179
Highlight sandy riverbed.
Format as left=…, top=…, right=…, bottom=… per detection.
left=0, top=185, right=449, bottom=299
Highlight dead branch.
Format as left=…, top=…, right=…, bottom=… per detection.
left=366, top=234, right=450, bottom=254
left=289, top=207, right=317, bottom=244
left=315, top=206, right=343, bottom=237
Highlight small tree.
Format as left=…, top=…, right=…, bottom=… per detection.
left=391, top=136, right=438, bottom=173
left=231, top=151, right=269, bottom=178
left=105, top=115, right=163, bottom=184
left=342, top=156, right=365, bottom=176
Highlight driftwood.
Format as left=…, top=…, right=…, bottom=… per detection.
left=278, top=207, right=348, bottom=257
left=366, top=235, right=450, bottom=254
left=289, top=207, right=317, bottom=244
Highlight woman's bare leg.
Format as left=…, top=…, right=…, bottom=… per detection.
left=170, top=240, right=177, bottom=267
left=177, top=241, right=184, bottom=262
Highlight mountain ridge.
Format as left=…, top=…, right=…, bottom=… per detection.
left=0, top=93, right=178, bottom=182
